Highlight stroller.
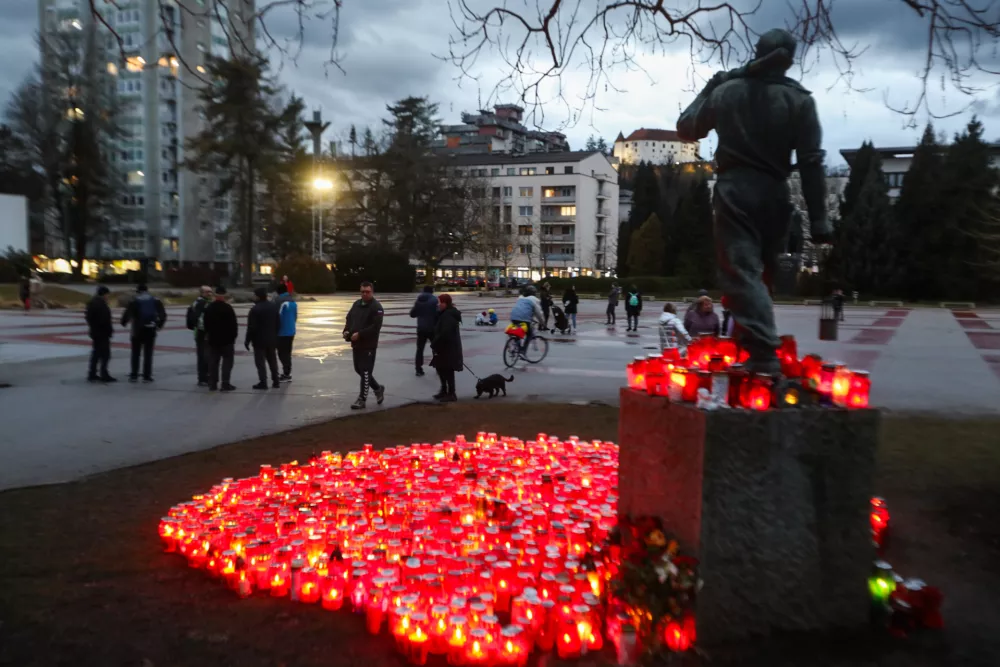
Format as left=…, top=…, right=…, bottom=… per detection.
left=550, top=305, right=572, bottom=335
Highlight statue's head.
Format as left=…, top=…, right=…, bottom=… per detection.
left=754, top=29, right=797, bottom=71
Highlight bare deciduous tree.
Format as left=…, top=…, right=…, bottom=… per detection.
left=446, top=0, right=1000, bottom=127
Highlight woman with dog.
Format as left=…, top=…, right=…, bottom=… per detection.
left=430, top=293, right=463, bottom=403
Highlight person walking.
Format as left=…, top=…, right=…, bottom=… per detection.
left=275, top=283, right=297, bottom=381
left=684, top=296, right=722, bottom=337
left=245, top=287, right=281, bottom=390
left=85, top=286, right=116, bottom=383
left=203, top=286, right=238, bottom=391
left=282, top=274, right=295, bottom=295
left=624, top=285, right=642, bottom=332
left=18, top=275, right=31, bottom=313
left=342, top=281, right=385, bottom=410
left=186, top=285, right=213, bottom=386
left=659, top=303, right=692, bottom=355
left=121, top=283, right=166, bottom=383
left=409, top=285, right=438, bottom=377
left=832, top=288, right=845, bottom=322
left=430, top=293, right=463, bottom=402
left=562, top=285, right=579, bottom=331
left=606, top=283, right=620, bottom=325
left=539, top=282, right=553, bottom=330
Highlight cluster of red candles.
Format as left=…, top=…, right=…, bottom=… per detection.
left=870, top=497, right=890, bottom=552
left=626, top=335, right=872, bottom=410
left=159, top=433, right=634, bottom=665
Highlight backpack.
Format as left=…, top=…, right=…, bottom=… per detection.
left=628, top=293, right=639, bottom=308
left=137, top=296, right=158, bottom=327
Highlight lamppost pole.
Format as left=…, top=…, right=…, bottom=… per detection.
left=304, top=109, right=330, bottom=260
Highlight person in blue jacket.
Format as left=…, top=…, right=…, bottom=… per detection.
left=275, top=282, right=298, bottom=382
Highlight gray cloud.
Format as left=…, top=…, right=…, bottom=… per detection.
left=0, top=2, right=39, bottom=110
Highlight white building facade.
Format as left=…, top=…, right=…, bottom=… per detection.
left=437, top=151, right=619, bottom=279
left=37, top=0, right=253, bottom=274
left=839, top=143, right=1000, bottom=199
left=613, top=129, right=699, bottom=166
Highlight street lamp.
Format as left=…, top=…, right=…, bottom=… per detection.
left=312, top=177, right=335, bottom=260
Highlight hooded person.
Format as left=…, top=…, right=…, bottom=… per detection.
left=677, top=28, right=829, bottom=373
left=85, top=285, right=115, bottom=382
left=409, top=285, right=438, bottom=377
left=430, top=293, right=463, bottom=402
left=275, top=282, right=297, bottom=381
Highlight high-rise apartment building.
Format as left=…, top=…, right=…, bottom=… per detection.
left=37, top=0, right=254, bottom=273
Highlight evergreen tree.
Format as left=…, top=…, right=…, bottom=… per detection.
left=828, top=160, right=898, bottom=294
left=840, top=140, right=877, bottom=220
left=349, top=124, right=358, bottom=157
left=938, top=117, right=998, bottom=299
left=893, top=125, right=944, bottom=299
left=673, top=177, right=715, bottom=287
left=626, top=213, right=665, bottom=275
left=185, top=55, right=288, bottom=287
left=260, top=95, right=313, bottom=259
left=617, top=162, right=659, bottom=276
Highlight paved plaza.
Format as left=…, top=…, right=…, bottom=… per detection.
left=1, top=294, right=998, bottom=490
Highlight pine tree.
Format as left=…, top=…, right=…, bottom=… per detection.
left=626, top=213, right=665, bottom=275
left=185, top=55, right=286, bottom=287
left=617, top=162, right=659, bottom=276
left=348, top=124, right=358, bottom=157
left=673, top=177, right=715, bottom=287
left=893, top=125, right=944, bottom=299
left=938, top=117, right=998, bottom=299
left=828, top=161, right=897, bottom=294
left=261, top=95, right=313, bottom=259
left=840, top=140, right=877, bottom=220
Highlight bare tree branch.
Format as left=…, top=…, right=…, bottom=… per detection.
left=446, top=0, right=1000, bottom=129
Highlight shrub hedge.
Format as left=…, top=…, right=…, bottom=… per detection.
left=276, top=256, right=336, bottom=294
left=538, top=275, right=702, bottom=296
left=334, top=248, right=415, bottom=293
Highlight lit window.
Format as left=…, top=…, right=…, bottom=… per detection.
left=128, top=171, right=144, bottom=185
left=519, top=167, right=536, bottom=176
left=559, top=206, right=576, bottom=216
left=543, top=188, right=556, bottom=198
left=518, top=187, right=533, bottom=197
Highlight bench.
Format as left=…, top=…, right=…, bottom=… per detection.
left=941, top=302, right=976, bottom=309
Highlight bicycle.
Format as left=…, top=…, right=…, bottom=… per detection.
left=503, top=326, right=549, bottom=367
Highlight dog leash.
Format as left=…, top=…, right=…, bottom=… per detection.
left=463, top=363, right=483, bottom=381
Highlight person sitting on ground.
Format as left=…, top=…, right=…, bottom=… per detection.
left=476, top=310, right=490, bottom=326
left=488, top=308, right=498, bottom=325
left=684, top=295, right=721, bottom=337
left=659, top=303, right=692, bottom=355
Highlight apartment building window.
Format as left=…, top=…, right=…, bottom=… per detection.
left=560, top=247, right=573, bottom=255
left=519, top=167, right=536, bottom=176
left=519, top=245, right=531, bottom=254
left=518, top=206, right=533, bottom=216
left=545, top=166, right=554, bottom=175
left=491, top=168, right=500, bottom=176
left=885, top=172, right=905, bottom=188
left=507, top=168, right=516, bottom=176
left=561, top=225, right=572, bottom=235
left=492, top=187, right=501, bottom=198
left=502, top=186, right=512, bottom=197
left=503, top=205, right=512, bottom=222
left=121, top=230, right=145, bottom=252
left=518, top=187, right=533, bottom=197
left=564, top=166, right=573, bottom=174
left=560, top=206, right=576, bottom=216
left=518, top=224, right=534, bottom=236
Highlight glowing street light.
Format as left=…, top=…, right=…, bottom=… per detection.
left=313, top=177, right=333, bottom=191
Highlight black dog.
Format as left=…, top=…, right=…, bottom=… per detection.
left=475, top=374, right=514, bottom=398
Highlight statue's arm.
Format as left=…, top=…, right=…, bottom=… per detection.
left=677, top=79, right=720, bottom=142
left=796, top=95, right=827, bottom=234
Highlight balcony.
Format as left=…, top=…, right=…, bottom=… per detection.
left=541, top=194, right=575, bottom=203
left=596, top=210, right=610, bottom=217
left=541, top=233, right=575, bottom=242
left=540, top=214, right=575, bottom=222
left=544, top=254, right=574, bottom=262
left=597, top=192, right=610, bottom=200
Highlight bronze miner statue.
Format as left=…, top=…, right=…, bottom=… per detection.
left=677, top=28, right=831, bottom=374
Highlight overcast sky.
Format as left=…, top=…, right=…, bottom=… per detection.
left=3, top=0, right=999, bottom=166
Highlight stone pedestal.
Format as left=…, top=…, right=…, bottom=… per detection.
left=618, top=388, right=879, bottom=645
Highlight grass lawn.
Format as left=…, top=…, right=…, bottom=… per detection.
left=0, top=283, right=97, bottom=308
left=0, top=404, right=998, bottom=667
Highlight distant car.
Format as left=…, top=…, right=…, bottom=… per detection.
left=486, top=278, right=501, bottom=289
left=466, top=277, right=483, bottom=288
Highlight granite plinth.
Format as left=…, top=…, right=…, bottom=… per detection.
left=618, top=388, right=879, bottom=645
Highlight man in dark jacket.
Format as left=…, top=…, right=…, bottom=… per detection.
left=202, top=286, right=238, bottom=391
left=624, top=285, right=642, bottom=332
left=245, top=287, right=281, bottom=390
left=121, top=283, right=166, bottom=382
left=85, top=285, right=115, bottom=383
left=186, top=285, right=213, bottom=386
left=409, top=285, right=438, bottom=377
left=677, top=28, right=829, bottom=373
left=342, top=281, right=385, bottom=410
